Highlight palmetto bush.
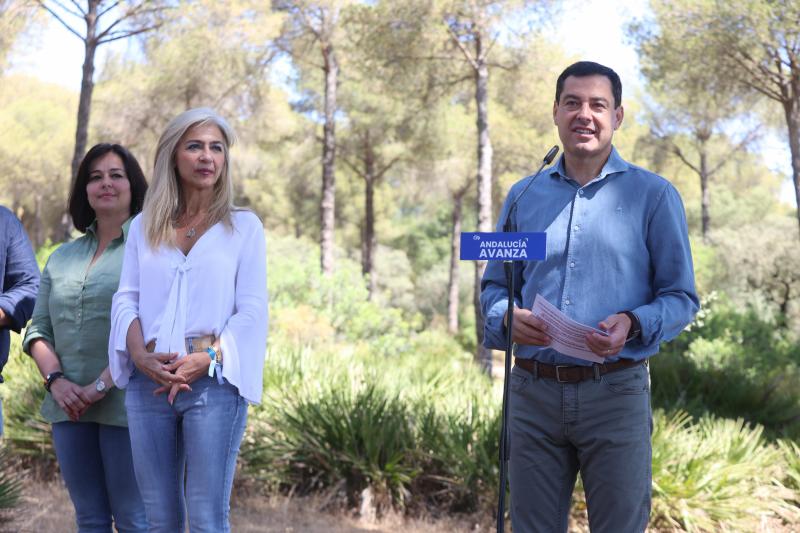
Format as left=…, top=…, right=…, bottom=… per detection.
left=0, top=339, right=53, bottom=460
left=245, top=386, right=501, bottom=515
left=413, top=397, right=500, bottom=512
left=243, top=331, right=500, bottom=513
left=650, top=410, right=799, bottom=531
left=0, top=444, right=21, bottom=514
left=254, top=382, right=418, bottom=510
left=779, top=440, right=800, bottom=499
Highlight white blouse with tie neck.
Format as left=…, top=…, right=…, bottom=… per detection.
left=108, top=210, right=268, bottom=404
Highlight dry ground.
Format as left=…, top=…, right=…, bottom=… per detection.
left=0, top=478, right=496, bottom=533
left=3, top=471, right=794, bottom=532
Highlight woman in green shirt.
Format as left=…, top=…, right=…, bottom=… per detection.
left=23, top=143, right=148, bottom=533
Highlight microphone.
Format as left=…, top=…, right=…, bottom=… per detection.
left=503, top=145, right=559, bottom=232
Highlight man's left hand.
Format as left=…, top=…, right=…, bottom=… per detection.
left=585, top=313, right=632, bottom=358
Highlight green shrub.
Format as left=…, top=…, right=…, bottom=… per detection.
left=779, top=440, right=800, bottom=497
left=246, top=382, right=418, bottom=511
left=267, top=236, right=422, bottom=356
left=244, top=331, right=500, bottom=513
left=413, top=397, right=499, bottom=512
left=0, top=339, right=53, bottom=460
left=650, top=410, right=798, bottom=531
left=653, top=295, right=800, bottom=439
left=0, top=444, right=21, bottom=514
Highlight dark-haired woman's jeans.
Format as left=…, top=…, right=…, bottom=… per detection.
left=52, top=421, right=147, bottom=533
left=125, top=370, right=248, bottom=533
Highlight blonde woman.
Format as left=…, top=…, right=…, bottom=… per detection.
left=109, top=108, right=268, bottom=532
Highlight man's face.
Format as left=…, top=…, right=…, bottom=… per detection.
left=553, top=74, right=623, bottom=162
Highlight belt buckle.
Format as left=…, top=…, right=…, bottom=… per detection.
left=555, top=365, right=571, bottom=383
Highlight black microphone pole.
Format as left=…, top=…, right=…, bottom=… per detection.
left=496, top=145, right=558, bottom=533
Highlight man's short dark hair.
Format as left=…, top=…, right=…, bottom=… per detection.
left=69, top=143, right=148, bottom=232
left=555, top=61, right=622, bottom=109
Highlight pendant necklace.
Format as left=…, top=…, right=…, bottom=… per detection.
left=180, top=212, right=202, bottom=239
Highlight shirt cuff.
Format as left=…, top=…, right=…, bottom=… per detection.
left=484, top=298, right=515, bottom=350
left=108, top=310, right=137, bottom=388
left=631, top=305, right=661, bottom=348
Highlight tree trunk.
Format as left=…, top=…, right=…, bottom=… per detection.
left=320, top=42, right=338, bottom=275
left=699, top=143, right=710, bottom=241
left=70, top=1, right=99, bottom=183
left=33, top=193, right=42, bottom=248
left=783, top=98, right=800, bottom=240
left=447, top=189, right=465, bottom=334
left=10, top=184, right=20, bottom=219
left=362, top=137, right=377, bottom=299
left=473, top=45, right=493, bottom=374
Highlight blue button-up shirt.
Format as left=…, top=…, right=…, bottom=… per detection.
left=480, top=147, right=699, bottom=365
left=0, top=206, right=40, bottom=380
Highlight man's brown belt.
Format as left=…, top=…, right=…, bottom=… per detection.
left=514, top=357, right=644, bottom=383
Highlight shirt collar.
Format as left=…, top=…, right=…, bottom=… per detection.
left=86, top=219, right=98, bottom=237
left=85, top=217, right=133, bottom=242
left=549, top=146, right=630, bottom=185
left=121, top=217, right=132, bottom=240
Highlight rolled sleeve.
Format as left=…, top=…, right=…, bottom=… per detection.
left=22, top=260, right=53, bottom=354
left=482, top=296, right=515, bottom=349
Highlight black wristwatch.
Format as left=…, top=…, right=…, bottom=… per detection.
left=44, top=371, right=65, bottom=392
left=622, top=311, right=641, bottom=342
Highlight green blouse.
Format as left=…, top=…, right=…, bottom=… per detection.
left=23, top=220, right=131, bottom=427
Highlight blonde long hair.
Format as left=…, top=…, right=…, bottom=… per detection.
left=142, top=108, right=237, bottom=248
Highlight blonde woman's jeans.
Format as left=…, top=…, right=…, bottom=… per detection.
left=125, top=370, right=248, bottom=533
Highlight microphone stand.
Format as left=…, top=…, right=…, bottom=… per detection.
left=496, top=146, right=558, bottom=533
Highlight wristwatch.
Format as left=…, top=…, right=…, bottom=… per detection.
left=44, top=371, right=64, bottom=392
left=95, top=377, right=108, bottom=394
left=622, top=311, right=642, bottom=342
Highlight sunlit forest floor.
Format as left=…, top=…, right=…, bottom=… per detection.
left=1, top=478, right=494, bottom=533
left=3, top=477, right=793, bottom=533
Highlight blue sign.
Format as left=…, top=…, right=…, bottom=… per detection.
left=460, top=232, right=546, bottom=261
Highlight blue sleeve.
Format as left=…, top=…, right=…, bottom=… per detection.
left=479, top=193, right=524, bottom=350
left=634, top=184, right=699, bottom=347
left=0, top=216, right=40, bottom=333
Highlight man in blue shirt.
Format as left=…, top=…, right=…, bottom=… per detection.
left=481, top=61, right=699, bottom=532
left=0, top=206, right=40, bottom=437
